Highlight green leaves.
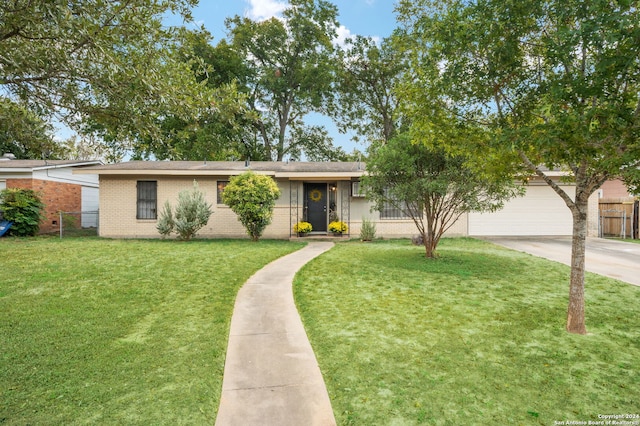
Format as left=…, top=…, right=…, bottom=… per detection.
left=398, top=0, right=640, bottom=188
left=222, top=172, right=280, bottom=241
left=1, top=0, right=206, bottom=154
left=364, top=133, right=519, bottom=257
left=0, top=98, right=61, bottom=159
left=156, top=181, right=212, bottom=240
left=0, top=188, right=45, bottom=236
left=333, top=36, right=404, bottom=145
left=225, top=0, right=339, bottom=160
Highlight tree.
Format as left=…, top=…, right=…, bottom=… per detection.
left=0, top=98, right=65, bottom=159
left=226, top=0, right=342, bottom=160
left=334, top=36, right=405, bottom=145
left=131, top=31, right=257, bottom=161
left=156, top=181, right=212, bottom=240
left=0, top=188, right=45, bottom=236
left=222, top=172, right=280, bottom=241
left=363, top=134, right=518, bottom=258
left=397, top=0, right=640, bottom=333
left=58, top=134, right=108, bottom=161
left=1, top=0, right=207, bottom=152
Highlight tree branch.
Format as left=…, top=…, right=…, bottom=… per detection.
left=518, top=149, right=576, bottom=209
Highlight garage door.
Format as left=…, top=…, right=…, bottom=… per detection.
left=469, top=184, right=574, bottom=236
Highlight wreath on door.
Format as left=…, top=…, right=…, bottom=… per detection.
left=309, top=189, right=323, bottom=202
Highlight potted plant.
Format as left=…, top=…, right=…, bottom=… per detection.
left=293, top=221, right=312, bottom=237
left=328, top=220, right=348, bottom=236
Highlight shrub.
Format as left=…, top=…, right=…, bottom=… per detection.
left=222, top=172, right=280, bottom=241
left=0, top=188, right=44, bottom=236
left=328, top=220, right=348, bottom=234
left=156, top=181, right=212, bottom=240
left=156, top=201, right=175, bottom=238
left=294, top=221, right=313, bottom=234
left=360, top=217, right=376, bottom=241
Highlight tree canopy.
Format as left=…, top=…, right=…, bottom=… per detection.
left=397, top=0, right=640, bottom=333
left=0, top=98, right=62, bottom=159
left=334, top=35, right=405, bottom=145
left=225, top=0, right=347, bottom=161
left=1, top=0, right=209, bottom=159
left=364, top=133, right=519, bottom=258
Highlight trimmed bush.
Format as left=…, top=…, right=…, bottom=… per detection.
left=222, top=172, right=280, bottom=241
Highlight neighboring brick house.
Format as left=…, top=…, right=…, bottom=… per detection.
left=75, top=160, right=600, bottom=239
left=599, top=178, right=635, bottom=199
left=0, top=155, right=102, bottom=234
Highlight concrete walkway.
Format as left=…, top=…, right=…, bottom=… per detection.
left=215, top=242, right=336, bottom=426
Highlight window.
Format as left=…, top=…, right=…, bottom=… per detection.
left=137, top=181, right=157, bottom=219
left=217, top=181, right=229, bottom=204
left=380, top=188, right=410, bottom=219
left=351, top=181, right=365, bottom=197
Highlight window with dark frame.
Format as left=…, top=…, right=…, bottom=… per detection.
left=136, top=181, right=157, bottom=219
left=217, top=181, right=229, bottom=204
left=380, top=188, right=410, bottom=219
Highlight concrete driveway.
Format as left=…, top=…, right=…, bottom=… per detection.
left=482, top=237, right=640, bottom=287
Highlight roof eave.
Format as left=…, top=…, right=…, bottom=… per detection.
left=73, top=169, right=277, bottom=176
left=275, top=171, right=364, bottom=179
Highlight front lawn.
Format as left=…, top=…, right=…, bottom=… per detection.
left=0, top=238, right=303, bottom=425
left=294, top=238, right=640, bottom=425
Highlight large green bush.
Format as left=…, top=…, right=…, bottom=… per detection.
left=222, top=172, right=280, bottom=241
left=0, top=188, right=45, bottom=236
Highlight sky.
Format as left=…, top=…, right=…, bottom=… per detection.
left=185, top=0, right=399, bottom=46
left=171, top=0, right=401, bottom=155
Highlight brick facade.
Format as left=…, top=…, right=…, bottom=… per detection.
left=6, top=178, right=82, bottom=234
left=600, top=179, right=633, bottom=199
left=97, top=175, right=463, bottom=239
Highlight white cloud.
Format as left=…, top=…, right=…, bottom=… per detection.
left=335, top=25, right=354, bottom=47
left=335, top=25, right=381, bottom=47
left=245, top=0, right=288, bottom=21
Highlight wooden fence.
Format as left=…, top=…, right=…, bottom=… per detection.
left=599, top=198, right=639, bottom=239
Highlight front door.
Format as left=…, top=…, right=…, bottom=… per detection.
left=305, top=183, right=327, bottom=232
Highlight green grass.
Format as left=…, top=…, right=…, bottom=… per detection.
left=294, top=238, right=640, bottom=425
left=608, top=237, right=640, bottom=244
left=0, top=237, right=303, bottom=425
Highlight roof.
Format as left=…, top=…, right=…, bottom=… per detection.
left=0, top=159, right=103, bottom=172
left=74, top=161, right=367, bottom=179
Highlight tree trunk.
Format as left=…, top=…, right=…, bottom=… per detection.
left=566, top=197, right=589, bottom=335
left=423, top=223, right=437, bottom=258
left=423, top=234, right=435, bottom=258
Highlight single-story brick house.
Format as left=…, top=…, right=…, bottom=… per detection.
left=0, top=155, right=102, bottom=233
left=74, top=160, right=599, bottom=239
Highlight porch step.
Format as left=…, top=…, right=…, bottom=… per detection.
left=289, top=234, right=350, bottom=242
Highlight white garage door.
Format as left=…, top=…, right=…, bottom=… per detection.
left=469, top=184, right=574, bottom=236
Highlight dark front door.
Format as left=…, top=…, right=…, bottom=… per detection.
left=305, top=183, right=327, bottom=232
